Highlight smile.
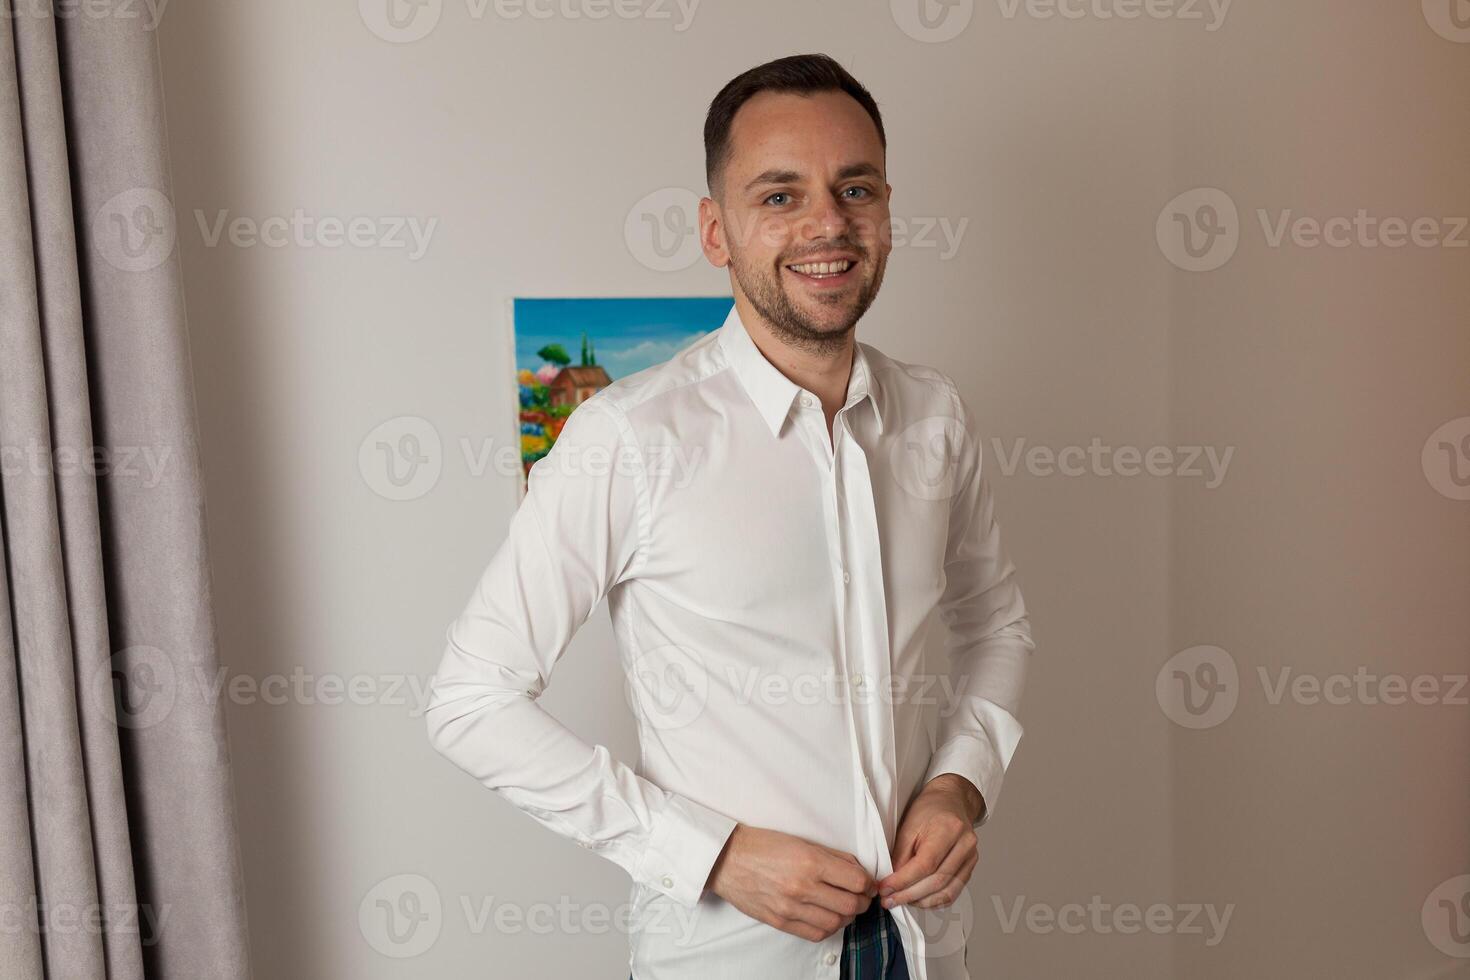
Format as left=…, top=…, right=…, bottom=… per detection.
left=784, top=258, right=857, bottom=286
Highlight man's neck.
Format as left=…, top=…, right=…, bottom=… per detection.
left=734, top=297, right=856, bottom=426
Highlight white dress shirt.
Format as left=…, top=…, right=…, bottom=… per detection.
left=425, top=302, right=1033, bottom=980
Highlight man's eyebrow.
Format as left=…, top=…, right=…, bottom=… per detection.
left=743, top=162, right=884, bottom=193
left=744, top=168, right=802, bottom=192
left=835, top=162, right=883, bottom=182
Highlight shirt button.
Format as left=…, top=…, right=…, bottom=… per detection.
left=842, top=570, right=850, bottom=584
left=825, top=952, right=838, bottom=965
left=853, top=674, right=866, bottom=688
left=801, top=394, right=817, bottom=408
left=661, top=875, right=674, bottom=889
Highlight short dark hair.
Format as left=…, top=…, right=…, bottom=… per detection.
left=703, top=53, right=886, bottom=200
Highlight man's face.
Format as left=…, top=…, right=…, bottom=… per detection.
left=703, top=89, right=893, bottom=350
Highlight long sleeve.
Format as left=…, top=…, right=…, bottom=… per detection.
left=424, top=394, right=738, bottom=907
left=923, top=380, right=1035, bottom=827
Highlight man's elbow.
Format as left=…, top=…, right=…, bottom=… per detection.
left=423, top=680, right=458, bottom=760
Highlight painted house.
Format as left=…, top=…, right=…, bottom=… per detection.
left=549, top=365, right=612, bottom=407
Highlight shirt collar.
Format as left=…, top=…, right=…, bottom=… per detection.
left=716, top=303, right=886, bottom=438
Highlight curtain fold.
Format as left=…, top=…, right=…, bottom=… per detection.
left=0, top=3, right=250, bottom=978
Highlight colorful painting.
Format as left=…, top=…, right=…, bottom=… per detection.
left=513, top=296, right=734, bottom=485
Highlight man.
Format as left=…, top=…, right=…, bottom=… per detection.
left=425, top=52, right=1033, bottom=980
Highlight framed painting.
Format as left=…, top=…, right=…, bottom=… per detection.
left=511, top=296, right=734, bottom=495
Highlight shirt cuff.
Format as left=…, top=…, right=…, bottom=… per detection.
left=635, top=793, right=739, bottom=908
left=924, top=704, right=1025, bottom=828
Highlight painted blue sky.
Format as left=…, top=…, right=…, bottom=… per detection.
left=514, top=296, right=733, bottom=381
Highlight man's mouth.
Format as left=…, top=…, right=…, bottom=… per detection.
left=784, top=258, right=858, bottom=287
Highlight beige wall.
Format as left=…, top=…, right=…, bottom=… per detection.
left=152, top=0, right=1468, bottom=976
left=1167, top=4, right=1470, bottom=979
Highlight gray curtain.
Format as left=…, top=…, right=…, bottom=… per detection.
left=0, top=3, right=250, bottom=979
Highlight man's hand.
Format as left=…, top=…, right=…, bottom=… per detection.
left=706, top=824, right=878, bottom=942
left=878, top=774, right=984, bottom=910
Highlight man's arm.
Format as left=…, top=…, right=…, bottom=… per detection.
left=423, top=396, right=736, bottom=909
left=879, top=378, right=1034, bottom=909
left=922, top=378, right=1034, bottom=827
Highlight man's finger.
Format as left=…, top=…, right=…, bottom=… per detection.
left=806, top=881, right=875, bottom=919
left=913, top=849, right=980, bottom=909
left=879, top=828, right=952, bottom=896
left=817, top=850, right=877, bottom=896
left=883, top=829, right=974, bottom=906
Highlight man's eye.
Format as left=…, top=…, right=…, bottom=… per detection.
left=764, top=192, right=792, bottom=207
left=844, top=186, right=871, bottom=200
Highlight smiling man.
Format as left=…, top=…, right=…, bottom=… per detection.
left=425, top=53, right=1034, bottom=980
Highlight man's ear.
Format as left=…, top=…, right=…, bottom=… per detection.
left=699, top=196, right=730, bottom=268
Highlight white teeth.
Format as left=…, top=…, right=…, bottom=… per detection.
left=789, top=259, right=853, bottom=276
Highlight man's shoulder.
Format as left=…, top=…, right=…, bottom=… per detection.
left=576, top=328, right=727, bottom=423
left=859, top=340, right=966, bottom=419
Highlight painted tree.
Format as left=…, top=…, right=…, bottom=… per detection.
left=537, top=343, right=571, bottom=367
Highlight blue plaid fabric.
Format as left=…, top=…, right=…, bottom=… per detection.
left=628, top=897, right=909, bottom=979
left=840, top=896, right=910, bottom=979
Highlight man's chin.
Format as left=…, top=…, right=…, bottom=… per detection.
left=792, top=302, right=861, bottom=337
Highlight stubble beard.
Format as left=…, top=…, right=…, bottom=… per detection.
left=729, top=243, right=885, bottom=357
